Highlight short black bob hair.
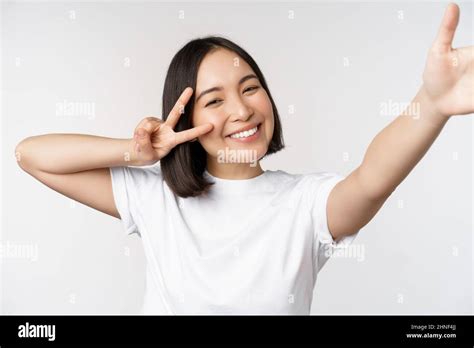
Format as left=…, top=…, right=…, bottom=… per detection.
left=160, top=36, right=285, bottom=198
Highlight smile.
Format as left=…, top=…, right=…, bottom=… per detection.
left=226, top=123, right=262, bottom=143
left=229, top=125, right=258, bottom=139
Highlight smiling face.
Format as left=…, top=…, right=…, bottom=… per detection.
left=192, top=48, right=274, bottom=172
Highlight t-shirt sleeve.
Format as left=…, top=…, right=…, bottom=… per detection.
left=308, top=172, right=360, bottom=274
left=109, top=166, right=140, bottom=236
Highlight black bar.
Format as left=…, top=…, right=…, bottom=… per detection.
left=0, top=315, right=472, bottom=346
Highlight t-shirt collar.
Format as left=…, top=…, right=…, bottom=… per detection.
left=203, top=169, right=270, bottom=195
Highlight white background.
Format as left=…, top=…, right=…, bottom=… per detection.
left=1, top=1, right=473, bottom=314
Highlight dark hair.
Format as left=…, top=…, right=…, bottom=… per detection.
left=160, top=36, right=284, bottom=198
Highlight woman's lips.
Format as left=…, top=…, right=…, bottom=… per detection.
left=226, top=123, right=262, bottom=143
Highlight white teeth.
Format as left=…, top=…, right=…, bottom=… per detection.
left=230, top=126, right=258, bottom=139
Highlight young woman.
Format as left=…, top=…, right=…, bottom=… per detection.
left=15, top=3, right=473, bottom=314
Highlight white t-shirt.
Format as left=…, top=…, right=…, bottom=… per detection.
left=109, top=164, right=359, bottom=315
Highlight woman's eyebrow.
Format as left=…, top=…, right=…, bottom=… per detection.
left=195, top=73, right=258, bottom=103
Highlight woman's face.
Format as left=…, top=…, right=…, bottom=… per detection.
left=192, top=48, right=274, bottom=166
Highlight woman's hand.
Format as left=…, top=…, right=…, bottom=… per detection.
left=422, top=3, right=474, bottom=119
left=131, top=87, right=213, bottom=166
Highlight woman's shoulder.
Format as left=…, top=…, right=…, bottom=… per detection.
left=265, top=169, right=345, bottom=192
left=110, top=163, right=163, bottom=189
left=266, top=169, right=343, bottom=182
left=124, top=163, right=162, bottom=175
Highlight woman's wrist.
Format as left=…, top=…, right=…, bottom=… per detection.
left=118, top=138, right=144, bottom=167
left=414, top=85, right=452, bottom=129
left=121, top=138, right=159, bottom=167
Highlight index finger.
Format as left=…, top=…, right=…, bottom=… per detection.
left=434, top=3, right=460, bottom=52
left=165, top=87, right=194, bottom=129
left=174, top=123, right=213, bottom=145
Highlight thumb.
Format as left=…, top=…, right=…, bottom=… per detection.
left=434, top=3, right=460, bottom=52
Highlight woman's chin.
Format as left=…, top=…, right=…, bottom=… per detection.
left=212, top=144, right=267, bottom=166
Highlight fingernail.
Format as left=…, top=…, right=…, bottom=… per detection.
left=137, top=128, right=146, bottom=137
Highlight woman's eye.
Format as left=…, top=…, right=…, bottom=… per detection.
left=204, top=87, right=259, bottom=107
left=205, top=99, right=221, bottom=107
left=244, top=86, right=259, bottom=93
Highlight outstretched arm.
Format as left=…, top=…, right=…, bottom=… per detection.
left=327, top=3, right=473, bottom=241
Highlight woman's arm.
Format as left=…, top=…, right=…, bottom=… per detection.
left=357, top=86, right=449, bottom=200
left=327, top=87, right=448, bottom=240
left=15, top=134, right=140, bottom=218
left=15, top=89, right=213, bottom=219
left=327, top=3, right=473, bottom=240
left=16, top=134, right=140, bottom=174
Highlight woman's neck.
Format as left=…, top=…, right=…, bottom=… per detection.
left=206, top=158, right=264, bottom=180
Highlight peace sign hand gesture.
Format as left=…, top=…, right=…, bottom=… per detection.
left=422, top=3, right=474, bottom=119
left=131, top=87, right=213, bottom=166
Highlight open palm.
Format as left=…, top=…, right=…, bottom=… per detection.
left=422, top=3, right=474, bottom=118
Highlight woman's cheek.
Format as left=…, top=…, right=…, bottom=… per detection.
left=198, top=124, right=225, bottom=157
left=194, top=112, right=220, bottom=137
left=265, top=119, right=274, bottom=144
left=256, top=94, right=274, bottom=141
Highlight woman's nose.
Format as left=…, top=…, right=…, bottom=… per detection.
left=227, top=97, right=253, bottom=122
